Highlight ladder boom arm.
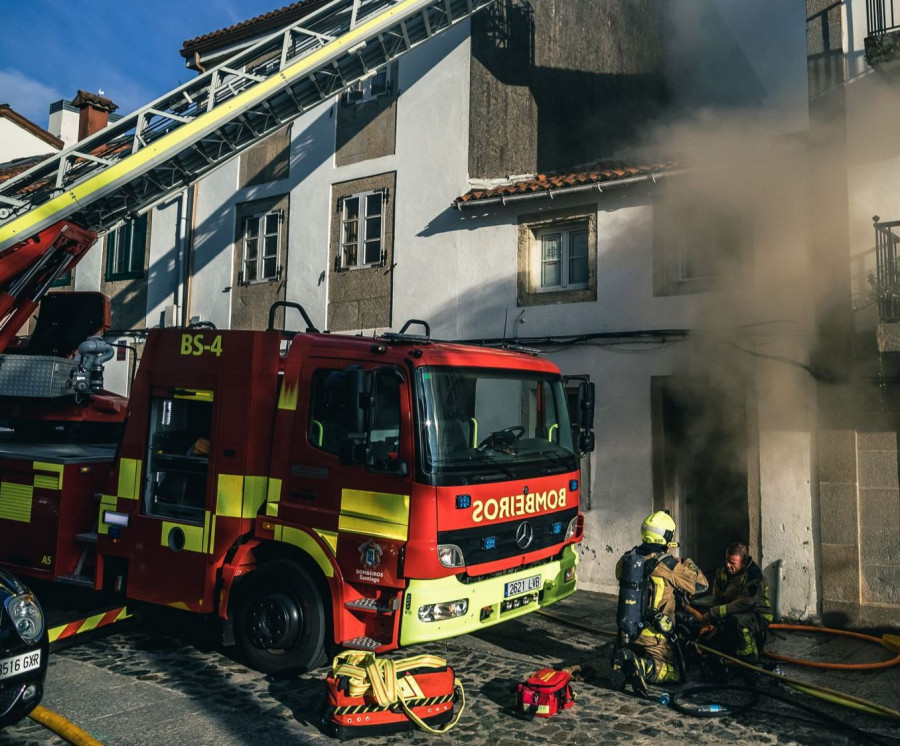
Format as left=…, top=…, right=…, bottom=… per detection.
left=0, top=0, right=496, bottom=253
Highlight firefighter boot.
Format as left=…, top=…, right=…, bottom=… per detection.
left=621, top=651, right=652, bottom=698
left=737, top=628, right=760, bottom=664
left=610, top=647, right=628, bottom=692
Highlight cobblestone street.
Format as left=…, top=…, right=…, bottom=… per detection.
left=2, top=591, right=898, bottom=745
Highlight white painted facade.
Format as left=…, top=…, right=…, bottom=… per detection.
left=0, top=115, right=58, bottom=163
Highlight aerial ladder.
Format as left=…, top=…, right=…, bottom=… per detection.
left=0, top=0, right=495, bottom=358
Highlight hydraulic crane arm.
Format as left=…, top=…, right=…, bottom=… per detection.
left=0, top=222, right=97, bottom=353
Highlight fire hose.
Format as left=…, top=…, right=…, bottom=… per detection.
left=28, top=705, right=104, bottom=746
left=536, top=609, right=900, bottom=725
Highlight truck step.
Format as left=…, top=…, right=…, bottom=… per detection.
left=57, top=573, right=96, bottom=588
left=75, top=532, right=98, bottom=543
left=341, top=636, right=390, bottom=651
left=344, top=597, right=398, bottom=614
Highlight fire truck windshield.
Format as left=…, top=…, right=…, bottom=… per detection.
left=416, top=367, right=577, bottom=485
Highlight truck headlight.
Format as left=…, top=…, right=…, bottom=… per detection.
left=565, top=515, right=582, bottom=541
left=437, top=544, right=465, bottom=568
left=5, top=592, right=44, bottom=644
left=418, top=599, right=468, bottom=623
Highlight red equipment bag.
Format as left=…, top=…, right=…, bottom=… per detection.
left=325, top=651, right=464, bottom=739
left=516, top=668, right=576, bottom=719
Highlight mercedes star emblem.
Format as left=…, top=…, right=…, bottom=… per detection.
left=515, top=520, right=534, bottom=550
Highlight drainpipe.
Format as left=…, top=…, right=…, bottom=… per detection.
left=773, top=558, right=783, bottom=621
left=176, top=185, right=197, bottom=327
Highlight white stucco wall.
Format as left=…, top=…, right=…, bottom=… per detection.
left=0, top=118, right=58, bottom=163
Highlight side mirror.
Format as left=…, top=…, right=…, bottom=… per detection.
left=578, top=381, right=595, bottom=430
left=578, top=431, right=595, bottom=454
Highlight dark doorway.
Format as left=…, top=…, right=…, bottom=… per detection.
left=651, top=376, right=750, bottom=576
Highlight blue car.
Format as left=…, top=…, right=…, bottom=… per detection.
left=0, top=569, right=47, bottom=728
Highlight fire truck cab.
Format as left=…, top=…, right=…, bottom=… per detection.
left=0, top=306, right=592, bottom=673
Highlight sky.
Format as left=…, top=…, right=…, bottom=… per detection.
left=0, top=0, right=293, bottom=127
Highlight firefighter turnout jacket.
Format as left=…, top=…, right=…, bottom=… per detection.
left=615, top=544, right=708, bottom=683
left=707, top=557, right=773, bottom=661
left=709, top=558, right=773, bottom=623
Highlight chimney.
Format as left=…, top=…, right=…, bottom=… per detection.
left=47, top=99, right=80, bottom=147
left=71, top=90, right=118, bottom=141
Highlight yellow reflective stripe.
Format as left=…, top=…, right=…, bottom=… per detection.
left=33, top=461, right=63, bottom=490
left=274, top=525, right=335, bottom=578
left=97, top=494, right=118, bottom=535
left=117, top=458, right=141, bottom=500
left=650, top=575, right=665, bottom=610
left=216, top=474, right=268, bottom=519
left=0, top=482, right=33, bottom=522
left=315, top=529, right=338, bottom=556
left=216, top=474, right=243, bottom=517
left=0, top=0, right=430, bottom=248
left=339, top=488, right=409, bottom=541
left=173, top=388, right=214, bottom=402
left=278, top=380, right=299, bottom=411
left=205, top=510, right=214, bottom=553
left=243, top=477, right=267, bottom=518
left=717, top=604, right=728, bottom=618
left=339, top=514, right=408, bottom=541
left=160, top=521, right=205, bottom=553
left=265, top=477, right=282, bottom=517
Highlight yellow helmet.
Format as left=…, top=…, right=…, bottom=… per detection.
left=641, top=510, right=676, bottom=546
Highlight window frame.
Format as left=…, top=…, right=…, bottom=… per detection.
left=534, top=222, right=590, bottom=292
left=239, top=209, right=283, bottom=285
left=105, top=215, right=147, bottom=281
left=652, top=181, right=751, bottom=296
left=517, top=206, right=597, bottom=307
left=339, top=189, right=386, bottom=271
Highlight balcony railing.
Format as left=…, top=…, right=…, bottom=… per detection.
left=866, top=1, right=900, bottom=66
left=873, top=217, right=900, bottom=322
left=869, top=0, right=900, bottom=35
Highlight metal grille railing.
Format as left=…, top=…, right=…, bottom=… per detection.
left=868, top=0, right=900, bottom=35
left=874, top=217, right=900, bottom=322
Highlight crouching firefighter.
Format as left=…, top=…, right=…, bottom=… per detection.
left=612, top=510, right=708, bottom=697
left=701, top=541, right=773, bottom=663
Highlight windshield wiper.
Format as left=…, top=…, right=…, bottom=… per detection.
left=534, top=447, right=575, bottom=473
left=467, top=450, right=516, bottom=480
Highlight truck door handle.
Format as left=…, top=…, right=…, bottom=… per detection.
left=291, top=490, right=317, bottom=502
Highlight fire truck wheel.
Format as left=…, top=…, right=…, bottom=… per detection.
left=234, top=560, right=327, bottom=675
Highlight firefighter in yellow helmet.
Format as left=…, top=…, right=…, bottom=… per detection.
left=612, top=510, right=708, bottom=697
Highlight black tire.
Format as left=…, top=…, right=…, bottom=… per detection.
left=234, top=560, right=327, bottom=675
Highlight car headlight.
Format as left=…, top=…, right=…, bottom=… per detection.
left=437, top=544, right=465, bottom=568
left=4, top=592, right=44, bottom=644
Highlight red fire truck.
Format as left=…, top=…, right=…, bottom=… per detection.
left=0, top=302, right=592, bottom=672
left=0, top=0, right=593, bottom=672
